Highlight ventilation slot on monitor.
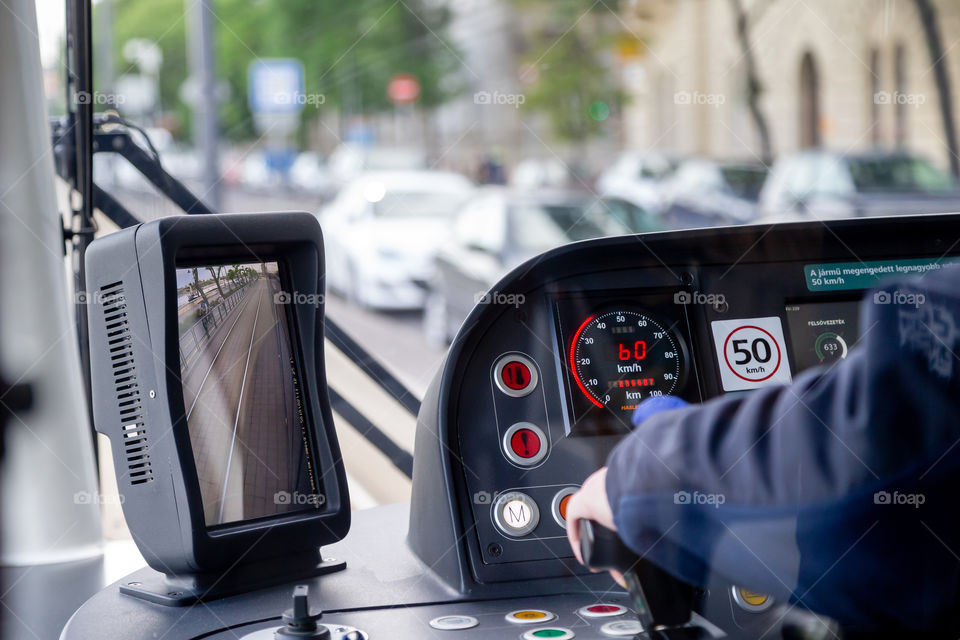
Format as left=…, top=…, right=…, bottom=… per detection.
left=101, top=282, right=154, bottom=485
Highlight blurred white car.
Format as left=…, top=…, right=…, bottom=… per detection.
left=289, top=151, right=334, bottom=196
left=596, top=151, right=679, bottom=214
left=327, top=144, right=428, bottom=186
left=318, top=170, right=475, bottom=309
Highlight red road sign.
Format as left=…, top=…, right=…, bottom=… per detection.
left=387, top=73, right=420, bottom=105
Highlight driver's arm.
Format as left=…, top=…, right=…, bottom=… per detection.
left=574, top=270, right=960, bottom=631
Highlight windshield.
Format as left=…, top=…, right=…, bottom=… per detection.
left=513, top=201, right=628, bottom=252
left=721, top=167, right=768, bottom=200
left=31, top=0, right=960, bottom=609
left=372, top=191, right=468, bottom=218
left=848, top=156, right=956, bottom=193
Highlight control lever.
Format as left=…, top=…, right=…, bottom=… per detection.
left=275, top=585, right=329, bottom=639
left=578, top=520, right=697, bottom=630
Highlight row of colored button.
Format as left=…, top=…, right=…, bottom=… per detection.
left=492, top=487, right=577, bottom=537
left=429, top=605, right=637, bottom=637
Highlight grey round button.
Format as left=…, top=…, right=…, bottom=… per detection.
left=493, top=353, right=539, bottom=397
left=492, top=491, right=540, bottom=537
left=502, top=422, right=548, bottom=467
left=429, top=615, right=479, bottom=630
left=600, top=619, right=644, bottom=636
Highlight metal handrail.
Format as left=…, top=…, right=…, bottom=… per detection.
left=178, top=280, right=253, bottom=372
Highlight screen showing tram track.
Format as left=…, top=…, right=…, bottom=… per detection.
left=176, top=260, right=319, bottom=527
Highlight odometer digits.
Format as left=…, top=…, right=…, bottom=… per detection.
left=570, top=310, right=684, bottom=414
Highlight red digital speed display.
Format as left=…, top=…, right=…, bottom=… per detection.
left=569, top=310, right=684, bottom=414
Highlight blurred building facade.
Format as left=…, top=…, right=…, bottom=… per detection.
left=620, top=0, right=960, bottom=169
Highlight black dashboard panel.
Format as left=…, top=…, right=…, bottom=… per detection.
left=66, top=214, right=960, bottom=639
left=425, top=215, right=960, bottom=586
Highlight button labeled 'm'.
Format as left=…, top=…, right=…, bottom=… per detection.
left=493, top=491, right=540, bottom=537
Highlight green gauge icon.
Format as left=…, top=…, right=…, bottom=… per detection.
left=814, top=332, right=848, bottom=363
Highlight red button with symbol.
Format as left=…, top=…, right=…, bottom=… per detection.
left=510, top=428, right=541, bottom=458
left=501, top=361, right=532, bottom=390
left=503, top=423, right=548, bottom=466
left=494, top=354, right=539, bottom=397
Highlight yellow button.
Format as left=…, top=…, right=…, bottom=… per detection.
left=506, top=609, right=556, bottom=624
left=515, top=611, right=547, bottom=620
left=738, top=589, right=768, bottom=607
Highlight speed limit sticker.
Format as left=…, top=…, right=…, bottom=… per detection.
left=711, top=317, right=792, bottom=392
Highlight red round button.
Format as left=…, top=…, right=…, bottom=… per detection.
left=509, top=428, right=542, bottom=458
left=587, top=605, right=622, bottom=614
left=500, top=360, right=532, bottom=391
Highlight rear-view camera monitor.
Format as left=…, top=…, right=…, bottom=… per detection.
left=176, top=260, right=319, bottom=527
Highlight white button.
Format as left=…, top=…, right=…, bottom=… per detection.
left=600, top=620, right=645, bottom=636
left=492, top=491, right=540, bottom=537
left=429, top=615, right=478, bottom=630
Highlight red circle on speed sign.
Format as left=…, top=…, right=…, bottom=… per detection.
left=722, top=325, right=781, bottom=382
left=387, top=73, right=420, bottom=105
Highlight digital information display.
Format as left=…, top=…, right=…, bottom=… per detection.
left=785, top=299, right=862, bottom=372
left=553, top=290, right=696, bottom=437
left=176, top=260, right=319, bottom=527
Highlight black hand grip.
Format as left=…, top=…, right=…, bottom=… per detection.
left=579, top=517, right=640, bottom=572
left=578, top=520, right=697, bottom=629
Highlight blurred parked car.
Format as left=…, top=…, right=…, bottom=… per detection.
left=289, top=151, right=335, bottom=197
left=759, top=150, right=960, bottom=220
left=509, top=158, right=570, bottom=189
left=319, top=170, right=474, bottom=309
left=327, top=143, right=428, bottom=187
left=596, top=151, right=680, bottom=214
left=422, top=189, right=644, bottom=345
left=660, top=159, right=768, bottom=228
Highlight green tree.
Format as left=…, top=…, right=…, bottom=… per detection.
left=512, top=0, right=628, bottom=145
left=108, top=0, right=461, bottom=142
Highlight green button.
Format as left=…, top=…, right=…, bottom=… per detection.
left=532, top=631, right=568, bottom=638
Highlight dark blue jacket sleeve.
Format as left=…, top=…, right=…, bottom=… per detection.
left=605, top=269, right=960, bottom=632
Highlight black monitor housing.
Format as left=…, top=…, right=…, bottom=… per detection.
left=85, top=213, right=349, bottom=604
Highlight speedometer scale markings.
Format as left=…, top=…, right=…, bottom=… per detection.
left=570, top=310, right=683, bottom=412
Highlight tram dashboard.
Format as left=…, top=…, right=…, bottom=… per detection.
left=412, top=213, right=960, bottom=588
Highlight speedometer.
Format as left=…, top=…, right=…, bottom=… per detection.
left=569, top=310, right=685, bottom=413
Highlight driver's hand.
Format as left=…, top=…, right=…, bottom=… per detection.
left=564, top=467, right=625, bottom=587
